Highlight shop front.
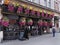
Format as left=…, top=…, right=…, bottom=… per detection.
left=1, top=0, right=54, bottom=40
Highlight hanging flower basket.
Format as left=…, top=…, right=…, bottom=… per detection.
left=38, top=20, right=43, bottom=26
left=45, top=13, right=48, bottom=18
left=25, top=8, right=30, bottom=15
left=8, top=4, right=14, bottom=12
left=37, top=11, right=40, bottom=17
left=19, top=17, right=26, bottom=26
left=17, top=6, right=23, bottom=14
left=43, top=21, right=48, bottom=27
left=27, top=19, right=33, bottom=26
left=30, top=10, right=36, bottom=16
left=42, top=11, right=44, bottom=17
left=49, top=22, right=52, bottom=28
left=2, top=17, right=9, bottom=27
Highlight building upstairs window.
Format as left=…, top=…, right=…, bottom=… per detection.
left=44, top=0, right=47, bottom=6
left=48, top=0, right=51, bottom=8
left=27, top=0, right=33, bottom=2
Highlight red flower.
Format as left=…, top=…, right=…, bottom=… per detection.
left=43, top=22, right=47, bottom=26
left=38, top=21, right=43, bottom=26
left=19, top=22, right=26, bottom=26
left=2, top=21, right=9, bottom=27
left=49, top=22, right=52, bottom=27
left=50, top=14, right=54, bottom=18
left=28, top=22, right=33, bottom=25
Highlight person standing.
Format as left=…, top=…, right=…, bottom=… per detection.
left=52, top=27, right=56, bottom=37
left=24, top=26, right=29, bottom=40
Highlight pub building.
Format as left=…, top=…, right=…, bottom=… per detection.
left=1, top=0, right=54, bottom=40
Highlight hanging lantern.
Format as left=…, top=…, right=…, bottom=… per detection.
left=17, top=6, right=23, bottom=14
left=37, top=11, right=40, bottom=16
left=19, top=17, right=26, bottom=26
left=2, top=17, right=9, bottom=27
left=27, top=19, right=33, bottom=25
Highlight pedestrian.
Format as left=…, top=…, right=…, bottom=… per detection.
left=24, top=26, right=29, bottom=40
left=52, top=26, right=56, bottom=37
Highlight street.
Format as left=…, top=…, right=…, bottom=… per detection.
left=0, top=33, right=60, bottom=45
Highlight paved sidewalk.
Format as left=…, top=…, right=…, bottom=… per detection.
left=0, top=33, right=60, bottom=45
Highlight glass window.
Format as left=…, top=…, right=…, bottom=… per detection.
left=49, top=0, right=51, bottom=8
left=27, top=0, right=33, bottom=2
left=44, top=0, right=47, bottom=6
left=33, top=0, right=40, bottom=4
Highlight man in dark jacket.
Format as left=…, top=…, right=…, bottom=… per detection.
left=52, top=27, right=56, bottom=37
left=24, top=26, right=29, bottom=40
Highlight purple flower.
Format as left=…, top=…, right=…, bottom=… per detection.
left=8, top=5, right=14, bottom=12
left=31, top=10, right=35, bottom=15
left=37, top=12, right=40, bottom=16
left=17, top=7, right=23, bottom=13
left=25, top=9, right=29, bottom=14
left=46, top=13, right=48, bottom=17
left=42, top=11, right=44, bottom=17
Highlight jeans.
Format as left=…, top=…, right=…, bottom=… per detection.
left=53, top=33, right=55, bottom=37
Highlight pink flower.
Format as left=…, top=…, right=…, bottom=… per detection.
left=28, top=22, right=33, bottom=25
left=19, top=22, right=26, bottom=26
left=2, top=21, right=9, bottom=27
left=31, top=10, right=35, bottom=15
left=37, top=12, right=40, bottom=16
left=25, top=9, right=30, bottom=14
left=42, top=11, right=44, bottom=17
left=8, top=5, right=14, bottom=12
left=17, top=7, right=23, bottom=13
left=50, top=14, right=54, bottom=18
left=45, top=13, right=48, bottom=18
left=38, top=22, right=43, bottom=26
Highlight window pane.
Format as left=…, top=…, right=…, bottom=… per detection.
left=33, top=0, right=40, bottom=4
left=44, top=0, right=47, bottom=6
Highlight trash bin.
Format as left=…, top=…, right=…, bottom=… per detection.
left=0, top=31, right=3, bottom=43
left=19, top=31, right=26, bottom=40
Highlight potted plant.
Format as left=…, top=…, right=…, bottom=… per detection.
left=38, top=20, right=43, bottom=26
left=2, top=17, right=9, bottom=27
left=19, top=17, right=26, bottom=26
left=27, top=19, right=33, bottom=26
left=8, top=4, right=14, bottom=13
left=25, top=8, right=30, bottom=15
left=17, top=6, right=23, bottom=14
